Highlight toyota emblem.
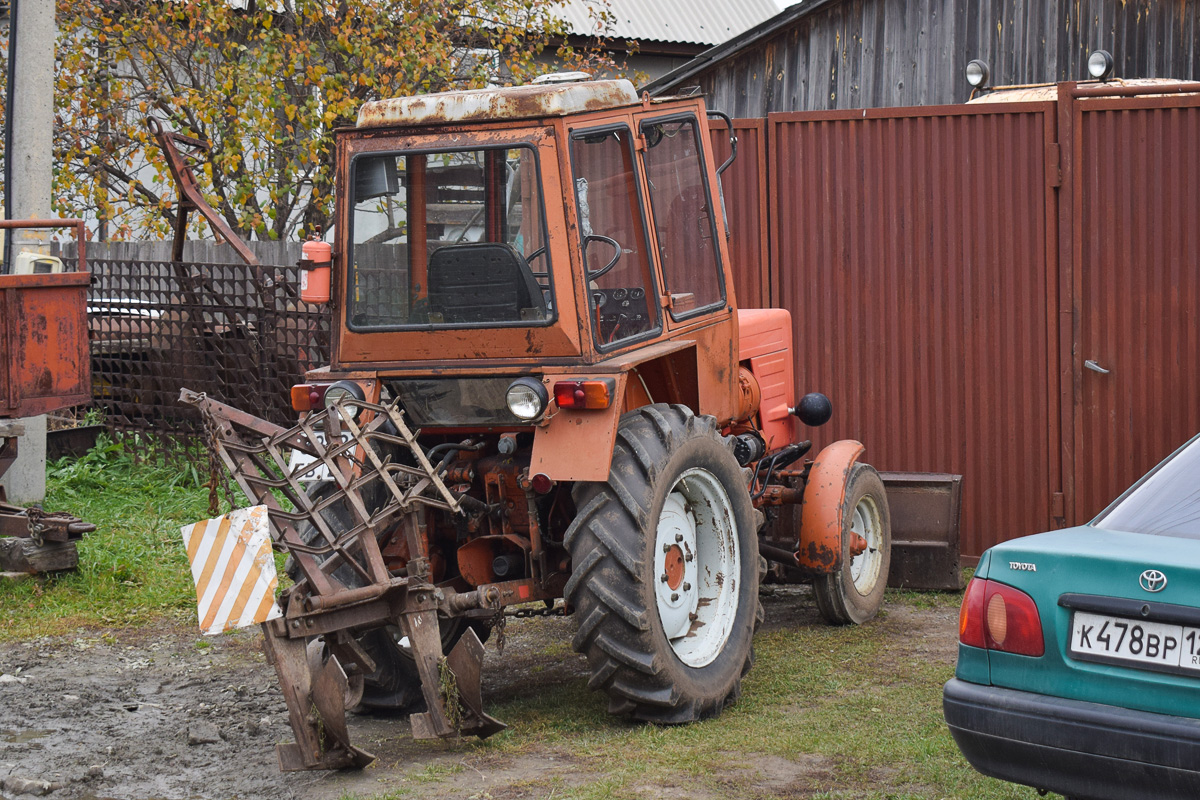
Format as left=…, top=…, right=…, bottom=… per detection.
left=1139, top=569, right=1168, bottom=593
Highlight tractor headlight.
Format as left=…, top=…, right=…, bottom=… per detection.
left=323, top=380, right=367, bottom=419
left=506, top=377, right=548, bottom=421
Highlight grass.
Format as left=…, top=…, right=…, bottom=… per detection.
left=0, top=434, right=230, bottom=638
left=444, top=621, right=1034, bottom=800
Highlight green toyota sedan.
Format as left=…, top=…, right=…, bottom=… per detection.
left=944, top=434, right=1200, bottom=800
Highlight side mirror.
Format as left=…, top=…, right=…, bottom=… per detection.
left=791, top=392, right=833, bottom=427
left=354, top=156, right=399, bottom=200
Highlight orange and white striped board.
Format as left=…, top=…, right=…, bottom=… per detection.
left=181, top=505, right=282, bottom=635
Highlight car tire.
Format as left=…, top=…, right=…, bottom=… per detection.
left=564, top=404, right=763, bottom=723
left=813, top=463, right=892, bottom=625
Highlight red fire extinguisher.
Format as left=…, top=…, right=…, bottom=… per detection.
left=299, top=233, right=332, bottom=304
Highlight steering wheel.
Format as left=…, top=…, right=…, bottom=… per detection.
left=523, top=245, right=549, bottom=285
left=583, top=234, right=621, bottom=281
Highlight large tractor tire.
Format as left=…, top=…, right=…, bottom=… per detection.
left=812, top=463, right=891, bottom=625
left=286, top=482, right=484, bottom=712
left=564, top=404, right=763, bottom=723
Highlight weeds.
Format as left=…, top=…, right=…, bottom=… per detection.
left=0, top=434, right=224, bottom=639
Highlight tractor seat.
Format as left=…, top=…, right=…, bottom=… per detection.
left=427, top=242, right=547, bottom=324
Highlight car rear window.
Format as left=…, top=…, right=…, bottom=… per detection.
left=1094, top=435, right=1200, bottom=537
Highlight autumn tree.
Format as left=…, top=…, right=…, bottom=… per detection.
left=53, top=0, right=621, bottom=241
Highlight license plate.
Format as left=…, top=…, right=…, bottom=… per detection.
left=287, top=430, right=351, bottom=484
left=1070, top=611, right=1200, bottom=673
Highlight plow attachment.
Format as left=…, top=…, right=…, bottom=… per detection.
left=180, top=389, right=505, bottom=771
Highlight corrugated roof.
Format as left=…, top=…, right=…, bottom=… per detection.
left=554, top=0, right=783, bottom=46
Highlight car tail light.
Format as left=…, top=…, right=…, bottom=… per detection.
left=958, top=577, right=1044, bottom=657
left=553, top=378, right=615, bottom=410
left=959, top=577, right=987, bottom=648
left=291, top=383, right=328, bottom=412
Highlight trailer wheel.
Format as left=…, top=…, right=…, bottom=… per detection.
left=564, top=404, right=762, bottom=723
left=286, top=482, right=485, bottom=712
left=813, top=463, right=891, bottom=625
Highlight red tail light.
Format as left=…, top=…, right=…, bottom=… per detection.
left=958, top=577, right=1044, bottom=657
left=553, top=378, right=615, bottom=410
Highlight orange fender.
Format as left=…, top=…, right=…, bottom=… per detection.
left=797, top=440, right=865, bottom=573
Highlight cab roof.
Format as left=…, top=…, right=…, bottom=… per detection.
left=356, top=79, right=639, bottom=129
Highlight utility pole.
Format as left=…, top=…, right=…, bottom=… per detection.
left=1, top=0, right=57, bottom=504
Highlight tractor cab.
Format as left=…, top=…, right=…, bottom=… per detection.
left=313, top=79, right=754, bottom=480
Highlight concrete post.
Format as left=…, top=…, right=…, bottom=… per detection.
left=1, top=0, right=57, bottom=505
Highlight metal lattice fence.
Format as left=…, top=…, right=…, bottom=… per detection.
left=85, top=257, right=331, bottom=441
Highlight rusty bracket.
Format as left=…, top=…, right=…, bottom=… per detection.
left=146, top=117, right=258, bottom=266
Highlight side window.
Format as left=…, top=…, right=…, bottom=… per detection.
left=569, top=128, right=660, bottom=349
left=640, top=117, right=725, bottom=318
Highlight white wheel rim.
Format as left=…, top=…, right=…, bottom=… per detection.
left=653, top=468, right=740, bottom=668
left=848, top=494, right=883, bottom=594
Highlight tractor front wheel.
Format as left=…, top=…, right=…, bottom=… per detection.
left=565, top=405, right=762, bottom=723
left=813, top=463, right=891, bottom=625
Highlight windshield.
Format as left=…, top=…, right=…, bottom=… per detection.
left=1093, top=435, right=1200, bottom=537
left=347, top=145, right=552, bottom=330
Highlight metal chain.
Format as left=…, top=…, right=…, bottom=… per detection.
left=506, top=602, right=567, bottom=619
left=489, top=602, right=507, bottom=655
left=199, top=398, right=235, bottom=517
left=23, top=506, right=46, bottom=547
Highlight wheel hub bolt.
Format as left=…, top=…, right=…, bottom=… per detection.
left=663, top=543, right=672, bottom=552
left=682, top=582, right=691, bottom=591
left=685, top=553, right=693, bottom=562
left=675, top=533, right=684, bottom=542
left=660, top=573, right=669, bottom=583
left=671, top=593, right=679, bottom=601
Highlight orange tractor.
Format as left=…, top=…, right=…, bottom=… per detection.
left=184, top=76, right=891, bottom=770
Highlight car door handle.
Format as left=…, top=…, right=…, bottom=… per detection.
left=1084, top=359, right=1111, bottom=374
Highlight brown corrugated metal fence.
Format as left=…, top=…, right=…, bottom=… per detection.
left=769, top=105, right=1060, bottom=558
left=750, top=84, right=1200, bottom=558
left=709, top=119, right=770, bottom=308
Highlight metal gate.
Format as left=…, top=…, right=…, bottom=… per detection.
left=758, top=82, right=1200, bottom=558
left=1064, top=85, right=1200, bottom=523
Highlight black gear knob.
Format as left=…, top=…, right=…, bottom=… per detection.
left=791, top=392, right=832, bottom=427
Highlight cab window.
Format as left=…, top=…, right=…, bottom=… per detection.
left=347, top=145, right=552, bottom=330
left=640, top=116, right=725, bottom=319
left=569, top=127, right=660, bottom=349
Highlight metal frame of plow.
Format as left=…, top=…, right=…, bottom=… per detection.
left=180, top=389, right=505, bottom=771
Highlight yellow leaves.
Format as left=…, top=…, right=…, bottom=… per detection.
left=53, top=0, right=629, bottom=240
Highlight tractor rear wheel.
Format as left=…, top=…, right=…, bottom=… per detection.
left=564, top=405, right=762, bottom=723
left=813, top=463, right=891, bottom=625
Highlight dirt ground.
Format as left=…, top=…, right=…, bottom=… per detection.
left=0, top=588, right=959, bottom=800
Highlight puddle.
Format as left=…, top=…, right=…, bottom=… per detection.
left=0, top=728, right=51, bottom=743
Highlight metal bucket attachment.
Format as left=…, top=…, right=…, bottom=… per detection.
left=881, top=472, right=964, bottom=590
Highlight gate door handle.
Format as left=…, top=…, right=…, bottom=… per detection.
left=1084, top=359, right=1111, bottom=374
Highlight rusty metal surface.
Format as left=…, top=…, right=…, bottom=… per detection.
left=708, top=118, right=769, bottom=308
left=88, top=257, right=330, bottom=439
left=146, top=118, right=259, bottom=266
left=770, top=104, right=1058, bottom=559
left=881, top=472, right=963, bottom=591
left=356, top=80, right=639, bottom=128
left=797, top=439, right=864, bottom=571
left=0, top=220, right=91, bottom=419
left=1069, top=90, right=1200, bottom=522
